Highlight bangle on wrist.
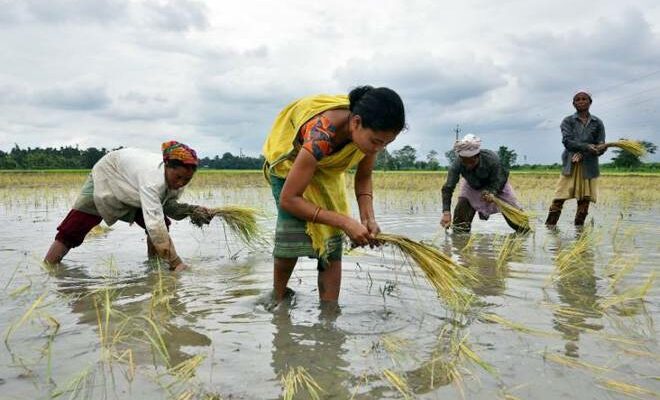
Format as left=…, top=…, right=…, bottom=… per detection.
left=357, top=192, right=373, bottom=199
left=311, top=206, right=322, bottom=223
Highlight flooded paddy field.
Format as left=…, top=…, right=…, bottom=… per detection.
left=0, top=171, right=658, bottom=399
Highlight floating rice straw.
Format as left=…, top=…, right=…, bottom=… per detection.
left=482, top=313, right=557, bottom=337
left=376, top=233, right=476, bottom=309
left=544, top=353, right=610, bottom=374
left=188, top=206, right=262, bottom=245
left=597, top=378, right=659, bottom=398
left=491, top=197, right=532, bottom=232
left=607, top=139, right=647, bottom=157
left=383, top=369, right=413, bottom=399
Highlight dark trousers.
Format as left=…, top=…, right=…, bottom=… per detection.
left=544, top=198, right=591, bottom=226
left=452, top=197, right=525, bottom=233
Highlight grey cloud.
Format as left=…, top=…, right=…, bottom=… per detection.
left=102, top=91, right=178, bottom=121
left=334, top=54, right=507, bottom=106
left=0, top=0, right=129, bottom=24
left=140, top=0, right=209, bottom=31
left=33, top=81, right=111, bottom=110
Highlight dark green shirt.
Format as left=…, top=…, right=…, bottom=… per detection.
left=441, top=149, right=509, bottom=211
left=560, top=112, right=606, bottom=179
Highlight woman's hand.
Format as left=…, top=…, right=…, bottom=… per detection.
left=362, top=219, right=382, bottom=247
left=440, top=211, right=452, bottom=228
left=571, top=153, right=583, bottom=163
left=586, top=144, right=599, bottom=155
left=343, top=218, right=372, bottom=247
left=595, top=143, right=609, bottom=153
left=481, top=191, right=495, bottom=203
left=170, top=262, right=188, bottom=272
left=190, top=206, right=214, bottom=226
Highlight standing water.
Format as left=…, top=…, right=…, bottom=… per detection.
left=0, top=172, right=658, bottom=399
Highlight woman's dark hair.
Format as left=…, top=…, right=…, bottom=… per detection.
left=165, top=159, right=197, bottom=172
left=349, top=85, right=406, bottom=133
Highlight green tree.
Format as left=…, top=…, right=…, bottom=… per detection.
left=375, top=148, right=395, bottom=170
left=611, top=140, right=657, bottom=168
left=445, top=149, right=457, bottom=165
left=392, top=145, right=417, bottom=169
left=426, top=150, right=440, bottom=170
left=497, top=146, right=518, bottom=169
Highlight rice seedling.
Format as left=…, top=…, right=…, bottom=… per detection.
left=188, top=205, right=263, bottom=246
left=280, top=366, right=324, bottom=400
left=380, top=334, right=413, bottom=366
left=491, top=197, right=532, bottom=232
left=482, top=313, right=557, bottom=337
left=383, top=369, right=413, bottom=399
left=608, top=139, right=647, bottom=157
left=375, top=233, right=476, bottom=309
left=456, top=339, right=496, bottom=376
left=597, top=378, right=659, bottom=398
left=164, top=354, right=206, bottom=388
left=599, top=272, right=655, bottom=311
left=543, top=353, right=610, bottom=374
left=496, top=234, right=525, bottom=270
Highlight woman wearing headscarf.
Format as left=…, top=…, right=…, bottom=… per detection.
left=440, top=134, right=526, bottom=233
left=263, top=86, right=406, bottom=303
left=44, top=141, right=213, bottom=271
left=545, top=91, right=608, bottom=227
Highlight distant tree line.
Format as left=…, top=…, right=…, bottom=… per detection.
left=0, top=141, right=656, bottom=170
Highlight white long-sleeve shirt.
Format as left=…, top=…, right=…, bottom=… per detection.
left=91, top=148, right=184, bottom=247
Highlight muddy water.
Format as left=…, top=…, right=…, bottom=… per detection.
left=0, top=180, right=658, bottom=399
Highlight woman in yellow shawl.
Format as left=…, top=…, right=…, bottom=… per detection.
left=263, top=86, right=406, bottom=303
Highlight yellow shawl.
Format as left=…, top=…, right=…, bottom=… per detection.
left=262, top=94, right=366, bottom=259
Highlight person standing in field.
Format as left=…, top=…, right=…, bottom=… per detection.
left=44, top=141, right=214, bottom=271
left=545, top=91, right=608, bottom=227
left=262, top=86, right=406, bottom=303
left=440, top=134, right=527, bottom=233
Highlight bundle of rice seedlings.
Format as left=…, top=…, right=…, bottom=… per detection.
left=189, top=206, right=262, bottom=245
left=608, top=139, right=647, bottom=157
left=376, top=233, right=476, bottom=309
left=281, top=366, right=323, bottom=400
left=491, top=197, right=532, bottom=232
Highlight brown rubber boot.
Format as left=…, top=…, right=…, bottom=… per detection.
left=545, top=199, right=565, bottom=226
left=575, top=197, right=591, bottom=226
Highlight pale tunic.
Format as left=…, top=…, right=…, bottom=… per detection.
left=91, top=148, right=184, bottom=247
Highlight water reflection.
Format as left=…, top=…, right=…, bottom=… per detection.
left=270, top=301, right=351, bottom=399
left=46, top=263, right=211, bottom=366
left=550, top=230, right=603, bottom=357
left=451, top=233, right=527, bottom=297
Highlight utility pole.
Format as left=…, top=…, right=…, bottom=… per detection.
left=453, top=124, right=461, bottom=141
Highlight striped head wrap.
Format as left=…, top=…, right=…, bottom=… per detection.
left=454, top=133, right=482, bottom=157
left=161, top=140, right=198, bottom=166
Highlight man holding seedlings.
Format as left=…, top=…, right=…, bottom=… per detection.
left=440, top=134, right=527, bottom=233
left=545, top=91, right=608, bottom=227
left=263, top=86, right=406, bottom=303
left=44, top=141, right=213, bottom=271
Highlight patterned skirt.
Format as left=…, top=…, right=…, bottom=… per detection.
left=270, top=175, right=343, bottom=268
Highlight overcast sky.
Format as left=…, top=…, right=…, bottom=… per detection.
left=1, top=0, right=659, bottom=164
